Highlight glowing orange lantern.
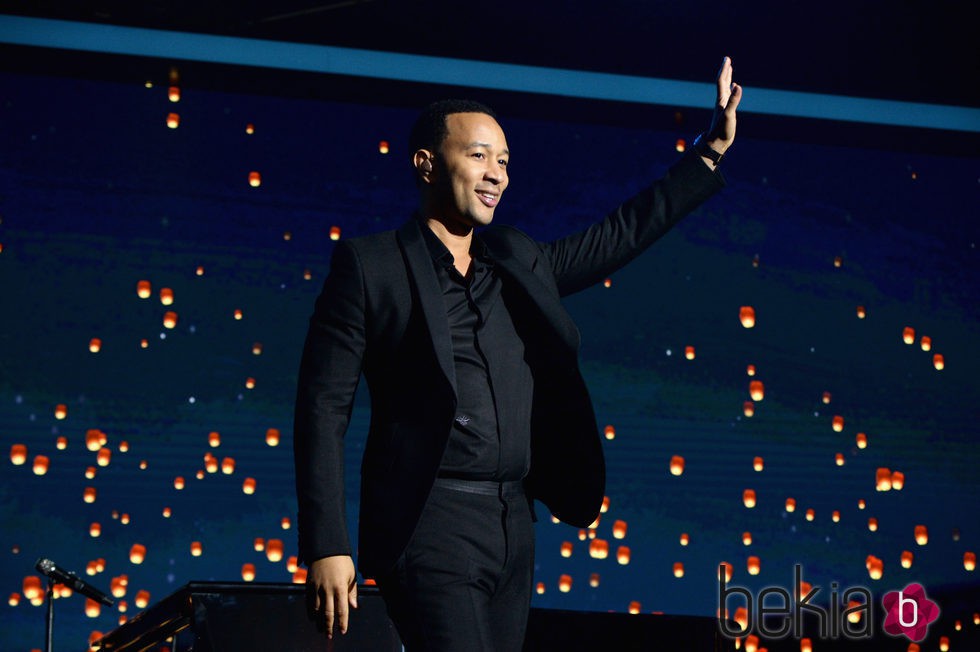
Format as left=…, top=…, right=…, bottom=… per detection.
left=136, top=280, right=151, bottom=299
left=135, top=590, right=150, bottom=609
left=805, top=508, right=814, bottom=522
left=857, top=499, right=866, bottom=510
left=739, top=306, right=756, bottom=328
left=33, top=455, right=49, bottom=476
left=239, top=563, right=256, bottom=582
left=672, top=562, right=685, bottom=578
left=10, top=444, right=27, bottom=465
left=293, top=568, right=307, bottom=583
left=835, top=452, right=845, bottom=466
left=162, top=507, right=171, bottom=518
left=560, top=541, right=573, bottom=558
left=303, top=269, right=312, bottom=281
left=254, top=538, right=265, bottom=551
left=801, top=638, right=813, bottom=652
left=743, top=489, right=756, bottom=508
left=118, top=441, right=128, bottom=452
left=83, top=487, right=97, bottom=503
left=734, top=606, right=748, bottom=631
left=195, top=469, right=204, bottom=480
left=329, top=226, right=342, bottom=241
left=718, top=562, right=733, bottom=583
left=822, top=391, right=831, bottom=404
left=939, top=636, right=949, bottom=651
left=23, top=576, right=43, bottom=601
left=248, top=171, right=261, bottom=187
left=856, top=432, right=867, bottom=449
left=140, top=339, right=149, bottom=349
left=669, top=455, right=684, bottom=476
left=174, top=476, right=185, bottom=490
left=919, top=336, right=931, bottom=351
left=675, top=138, right=686, bottom=153
left=88, top=337, right=102, bottom=353
left=97, top=447, right=111, bottom=467
left=616, top=546, right=631, bottom=565
left=602, top=278, right=612, bottom=288
left=604, top=425, right=615, bottom=440
left=195, top=265, right=204, bottom=276
left=785, top=497, right=796, bottom=513
left=535, top=582, right=545, bottom=595
left=8, top=593, right=20, bottom=607
left=85, top=598, right=101, bottom=618
left=90, top=523, right=101, bottom=538
left=162, top=311, right=178, bottom=329
left=749, top=381, right=764, bottom=401
left=900, top=550, right=913, bottom=569
left=577, top=529, right=586, bottom=541
left=129, top=544, right=146, bottom=565
left=159, top=288, right=174, bottom=306
left=856, top=305, right=866, bottom=319
left=933, top=354, right=944, bottom=370
left=628, top=600, right=641, bottom=614
left=266, top=428, right=280, bottom=446
left=743, top=401, right=755, bottom=417
left=914, top=525, right=928, bottom=545
left=589, top=573, right=600, bottom=587
left=588, top=515, right=600, bottom=530
left=902, top=327, right=915, bottom=344
left=746, top=364, right=756, bottom=376
left=832, top=510, right=840, bottom=522
left=221, top=457, right=235, bottom=474
left=964, top=551, right=976, bottom=571
left=831, top=415, right=844, bottom=432
left=744, top=634, right=759, bottom=652
left=612, top=520, right=628, bottom=540
left=244, top=377, right=255, bottom=390
left=287, top=556, right=298, bottom=572
left=747, top=556, right=760, bottom=575
left=847, top=600, right=864, bottom=624
left=55, top=404, right=67, bottom=420
left=208, top=431, right=220, bottom=447
left=679, top=533, right=689, bottom=546
left=891, top=471, right=904, bottom=490
left=684, top=345, right=695, bottom=360
left=190, top=541, right=202, bottom=557
left=167, top=86, right=180, bottom=102
left=121, top=513, right=130, bottom=525
left=589, top=539, right=608, bottom=559
left=868, top=518, right=878, bottom=532
left=243, top=477, right=256, bottom=495
left=865, top=555, right=883, bottom=580
left=378, top=140, right=390, bottom=154
left=245, top=123, right=255, bottom=135
left=600, top=496, right=610, bottom=513
left=752, top=456, right=763, bottom=471
left=281, top=517, right=291, bottom=530
left=558, top=575, right=572, bottom=593
left=875, top=467, right=892, bottom=491
left=204, top=454, right=217, bottom=474
left=166, top=113, right=179, bottom=129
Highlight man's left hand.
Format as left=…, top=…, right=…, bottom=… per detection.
left=704, top=56, right=742, bottom=160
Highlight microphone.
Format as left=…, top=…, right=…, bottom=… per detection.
left=35, top=558, right=114, bottom=606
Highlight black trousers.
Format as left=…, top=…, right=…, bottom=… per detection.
left=377, top=478, right=534, bottom=651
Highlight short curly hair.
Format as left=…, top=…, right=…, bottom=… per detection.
left=408, top=99, right=498, bottom=157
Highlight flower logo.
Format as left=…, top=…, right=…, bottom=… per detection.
left=882, top=583, right=940, bottom=642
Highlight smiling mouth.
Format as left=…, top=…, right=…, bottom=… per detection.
left=476, top=191, right=499, bottom=207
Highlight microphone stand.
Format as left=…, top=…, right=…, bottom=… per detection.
left=45, top=577, right=54, bottom=652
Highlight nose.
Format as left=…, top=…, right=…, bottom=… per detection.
left=485, top=162, right=506, bottom=185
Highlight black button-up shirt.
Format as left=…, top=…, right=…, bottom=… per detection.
left=420, top=221, right=532, bottom=481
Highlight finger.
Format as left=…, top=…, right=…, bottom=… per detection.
left=716, top=58, right=732, bottom=106
left=726, top=83, right=743, bottom=113
left=350, top=581, right=359, bottom=610
left=336, top=588, right=349, bottom=635
left=324, top=592, right=335, bottom=638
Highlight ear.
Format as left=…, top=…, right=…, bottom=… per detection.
left=413, top=149, right=436, bottom=184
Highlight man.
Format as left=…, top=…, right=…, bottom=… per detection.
left=294, top=57, right=741, bottom=650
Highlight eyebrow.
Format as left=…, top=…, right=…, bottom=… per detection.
left=467, top=141, right=510, bottom=156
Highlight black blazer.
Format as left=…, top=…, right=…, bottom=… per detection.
left=294, top=151, right=724, bottom=577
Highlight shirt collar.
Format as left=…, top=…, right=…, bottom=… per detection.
left=418, top=218, right=493, bottom=267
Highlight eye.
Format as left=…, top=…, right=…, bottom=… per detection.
left=472, top=152, right=486, bottom=159
left=498, top=159, right=508, bottom=167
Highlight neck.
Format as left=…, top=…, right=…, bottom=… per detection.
left=422, top=214, right=473, bottom=262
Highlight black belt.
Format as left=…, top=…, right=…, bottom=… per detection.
left=433, top=477, right=525, bottom=498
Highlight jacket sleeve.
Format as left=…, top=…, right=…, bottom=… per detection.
left=293, top=240, right=367, bottom=565
left=540, top=150, right=725, bottom=297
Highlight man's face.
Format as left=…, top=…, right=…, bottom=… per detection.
left=429, top=112, right=509, bottom=229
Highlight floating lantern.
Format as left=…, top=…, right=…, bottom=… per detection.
left=856, top=432, right=867, bottom=449
left=558, top=574, right=572, bottom=593
left=280, top=517, right=291, bottom=530
left=733, top=606, right=748, bottom=632
left=174, top=476, right=185, bottom=490
left=801, top=638, right=813, bottom=652
left=248, top=171, right=261, bottom=187
left=245, top=123, right=255, bottom=135
left=749, top=381, right=764, bottom=401
left=287, top=556, right=298, bottom=573
left=23, top=576, right=43, bottom=601
left=939, top=636, right=949, bottom=651
left=110, top=577, right=126, bottom=598
left=673, top=562, right=684, bottom=578
left=162, top=311, right=178, bottom=329
left=612, top=520, right=627, bottom=539
left=746, top=364, right=756, bottom=376
left=535, top=582, right=545, bottom=595
left=118, top=441, right=128, bottom=453
left=208, top=431, right=220, bottom=447
left=159, top=288, right=174, bottom=306
left=684, top=345, right=695, bottom=360
left=89, top=338, right=102, bottom=353
left=379, top=140, right=390, bottom=154
left=857, top=499, right=866, bottom=510
left=120, top=513, right=130, bottom=525
left=902, top=327, right=915, bottom=344
left=190, top=541, right=202, bottom=557
left=266, top=539, right=284, bottom=562
left=831, top=415, right=844, bottom=432
left=588, top=515, right=600, bottom=530
left=90, top=523, right=101, bottom=538
left=747, top=556, right=760, bottom=575
left=628, top=600, right=641, bottom=615
left=577, top=529, right=586, bottom=541
left=234, top=309, right=243, bottom=320
left=136, top=280, right=151, bottom=298
left=865, top=555, right=883, bottom=580
left=168, top=86, right=180, bottom=102
left=744, top=635, right=759, bottom=652
left=868, top=518, right=878, bottom=532
left=162, top=507, right=171, bottom=518
left=135, top=590, right=150, bottom=609
left=329, top=226, right=342, bottom=241
left=891, top=471, right=904, bottom=490
left=822, top=391, right=832, bottom=404
left=751, top=254, right=760, bottom=268
left=669, top=455, right=685, bottom=476
left=195, top=265, right=205, bottom=276
left=847, top=600, right=864, bottom=624
left=856, top=305, right=866, bottom=319
left=805, top=508, right=815, bottom=521
left=251, top=342, right=263, bottom=356
left=33, top=455, right=49, bottom=476
left=965, top=551, right=976, bottom=571
left=601, top=496, right=610, bottom=513
left=832, top=510, right=840, bottom=522
left=875, top=468, right=892, bottom=491
left=166, top=113, right=179, bottom=129
left=239, top=563, right=256, bottom=582
left=675, top=138, right=686, bottom=153
left=266, top=428, right=280, bottom=446
left=243, top=477, right=256, bottom=494
left=739, top=306, right=756, bottom=328
left=616, top=546, right=631, bottom=565
left=914, top=525, right=928, bottom=545
left=221, top=457, right=235, bottom=474
left=83, top=487, right=96, bottom=503
left=919, top=336, right=931, bottom=351
left=140, top=339, right=149, bottom=349
left=900, top=550, right=913, bottom=569
left=679, top=533, right=689, bottom=546
left=718, top=562, right=734, bottom=583
left=139, top=460, right=147, bottom=469
left=752, top=456, right=764, bottom=472
left=9, top=593, right=20, bottom=607
left=743, top=401, right=754, bottom=417
left=129, top=544, right=146, bottom=565
left=743, top=489, right=756, bottom=508
left=742, top=532, right=752, bottom=546
left=204, top=455, right=217, bottom=474
left=589, top=573, right=600, bottom=588
left=933, top=354, right=944, bottom=370
left=10, top=444, right=27, bottom=465
left=85, top=598, right=101, bottom=618
left=55, top=404, right=67, bottom=420
left=785, top=497, right=796, bottom=513
left=303, top=269, right=313, bottom=281
left=589, top=539, right=608, bottom=559
left=604, top=425, right=615, bottom=440
left=560, top=541, right=573, bottom=558
left=97, top=448, right=111, bottom=467
left=293, top=568, right=307, bottom=584
left=254, top=538, right=265, bottom=552
left=835, top=452, right=845, bottom=466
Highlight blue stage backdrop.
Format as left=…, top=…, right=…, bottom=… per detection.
left=0, top=67, right=977, bottom=650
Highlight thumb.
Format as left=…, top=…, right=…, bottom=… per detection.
left=350, top=580, right=358, bottom=609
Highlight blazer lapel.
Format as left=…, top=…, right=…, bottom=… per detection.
left=397, top=219, right=458, bottom=399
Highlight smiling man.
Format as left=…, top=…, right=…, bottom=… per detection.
left=295, top=58, right=741, bottom=651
